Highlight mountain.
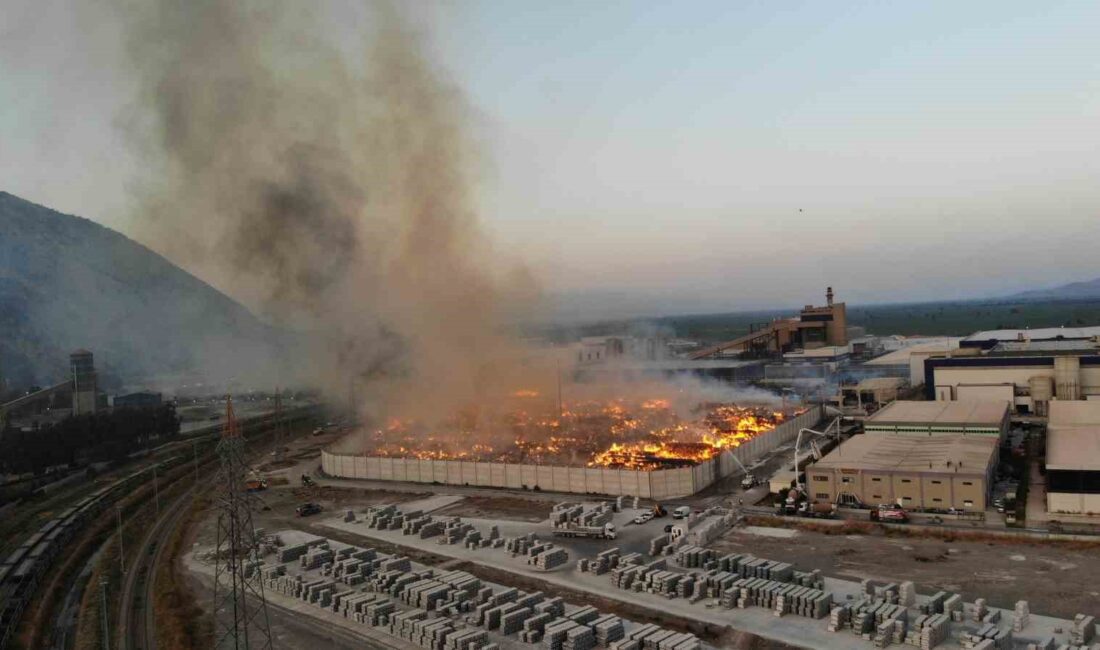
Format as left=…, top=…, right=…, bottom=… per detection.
left=1007, top=278, right=1100, bottom=301
left=0, top=191, right=280, bottom=391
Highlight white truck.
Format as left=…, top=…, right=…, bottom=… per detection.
left=551, top=522, right=617, bottom=540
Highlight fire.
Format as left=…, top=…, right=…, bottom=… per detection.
left=362, top=398, right=793, bottom=471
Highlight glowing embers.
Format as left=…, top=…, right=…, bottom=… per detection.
left=364, top=400, right=792, bottom=470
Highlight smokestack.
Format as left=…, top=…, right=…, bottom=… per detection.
left=826, top=287, right=834, bottom=306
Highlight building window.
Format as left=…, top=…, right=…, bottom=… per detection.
left=871, top=477, right=881, bottom=482
left=816, top=493, right=829, bottom=499
left=813, top=475, right=829, bottom=482
left=901, top=479, right=912, bottom=484
left=872, top=495, right=882, bottom=499
left=841, top=477, right=852, bottom=484
left=902, top=496, right=913, bottom=501
left=933, top=498, right=942, bottom=502
left=962, top=481, right=973, bottom=486
left=931, top=480, right=942, bottom=485
left=963, top=500, right=974, bottom=507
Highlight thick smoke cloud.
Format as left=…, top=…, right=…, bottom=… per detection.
left=116, top=0, right=536, bottom=418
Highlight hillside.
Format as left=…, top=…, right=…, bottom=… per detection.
left=1007, top=278, right=1100, bottom=301
left=0, top=191, right=280, bottom=390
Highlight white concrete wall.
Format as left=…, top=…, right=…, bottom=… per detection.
left=321, top=404, right=824, bottom=498
left=1047, top=492, right=1100, bottom=517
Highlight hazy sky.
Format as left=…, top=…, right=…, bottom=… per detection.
left=3, top=1, right=1100, bottom=317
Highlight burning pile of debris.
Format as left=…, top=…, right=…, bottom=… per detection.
left=362, top=395, right=794, bottom=470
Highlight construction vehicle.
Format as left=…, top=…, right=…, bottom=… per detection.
left=775, top=486, right=807, bottom=516
left=870, top=504, right=909, bottom=523
left=551, top=522, right=617, bottom=540
left=301, top=474, right=315, bottom=487
left=729, top=454, right=758, bottom=490
left=672, top=505, right=691, bottom=519
left=245, top=478, right=268, bottom=492
left=652, top=503, right=668, bottom=518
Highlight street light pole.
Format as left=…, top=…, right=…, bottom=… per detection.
left=153, top=464, right=160, bottom=514
left=115, top=504, right=125, bottom=575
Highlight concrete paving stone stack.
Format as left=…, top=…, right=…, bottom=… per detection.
left=381, top=556, right=413, bottom=572
left=676, top=576, right=696, bottom=600
left=277, top=542, right=313, bottom=563
left=516, top=591, right=545, bottom=609
left=591, top=614, right=625, bottom=645
left=899, top=581, right=917, bottom=607
left=982, top=610, right=1001, bottom=625
left=1071, top=614, right=1097, bottom=645
left=972, top=598, right=989, bottom=622
left=1024, top=638, right=1055, bottom=650
left=300, top=547, right=335, bottom=570
left=444, top=629, right=489, bottom=650
left=543, top=619, right=583, bottom=650
left=915, top=613, right=950, bottom=649
left=534, top=547, right=571, bottom=572
left=577, top=559, right=590, bottom=572
left=873, top=620, right=895, bottom=648
left=464, top=530, right=482, bottom=549
left=941, top=594, right=963, bottom=621
left=611, top=565, right=641, bottom=591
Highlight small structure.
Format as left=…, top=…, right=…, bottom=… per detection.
left=806, top=434, right=997, bottom=511
left=862, top=400, right=1009, bottom=438
left=837, top=377, right=905, bottom=413
left=113, top=391, right=163, bottom=408
left=1045, top=401, right=1100, bottom=516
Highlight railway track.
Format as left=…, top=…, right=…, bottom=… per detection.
left=118, top=483, right=198, bottom=650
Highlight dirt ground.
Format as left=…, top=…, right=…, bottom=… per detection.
left=432, top=496, right=554, bottom=522
left=713, top=523, right=1100, bottom=620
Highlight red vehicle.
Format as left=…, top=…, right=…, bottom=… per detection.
left=870, top=505, right=909, bottom=523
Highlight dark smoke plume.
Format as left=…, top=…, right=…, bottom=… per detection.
left=117, top=0, right=537, bottom=417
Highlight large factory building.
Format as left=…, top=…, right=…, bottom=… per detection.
left=924, top=327, right=1100, bottom=415
left=805, top=400, right=1008, bottom=511
left=1045, top=401, right=1100, bottom=516
left=690, top=288, right=847, bottom=359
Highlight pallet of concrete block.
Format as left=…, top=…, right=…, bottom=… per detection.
left=590, top=614, right=625, bottom=645
left=300, top=544, right=334, bottom=570
left=587, top=547, right=621, bottom=575
left=277, top=537, right=328, bottom=563
left=648, top=534, right=671, bottom=556
left=848, top=600, right=907, bottom=637
left=772, top=582, right=833, bottom=619
left=702, top=570, right=740, bottom=599
left=736, top=557, right=793, bottom=582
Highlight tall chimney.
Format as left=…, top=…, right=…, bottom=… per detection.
left=826, top=287, right=834, bottom=306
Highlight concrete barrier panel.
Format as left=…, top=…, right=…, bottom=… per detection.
left=505, top=464, right=522, bottom=488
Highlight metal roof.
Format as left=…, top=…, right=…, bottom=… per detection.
left=964, top=326, right=1100, bottom=342
left=863, top=339, right=962, bottom=366
left=866, top=400, right=1009, bottom=427
left=1046, top=401, right=1100, bottom=471
left=811, top=434, right=997, bottom=474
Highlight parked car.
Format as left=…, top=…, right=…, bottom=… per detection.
left=633, top=511, right=654, bottom=525
left=296, top=502, right=322, bottom=517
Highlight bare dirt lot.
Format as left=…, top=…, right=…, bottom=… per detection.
left=432, top=496, right=554, bottom=522
left=713, top=522, right=1100, bottom=620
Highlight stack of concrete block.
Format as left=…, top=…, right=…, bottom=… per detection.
left=364, top=505, right=398, bottom=528
left=1023, top=639, right=1055, bottom=650
left=527, top=542, right=553, bottom=558
left=464, top=530, right=483, bottom=549
left=919, top=591, right=947, bottom=615
left=791, top=569, right=824, bottom=590
left=588, top=548, right=621, bottom=575
left=444, top=629, right=489, bottom=650
left=619, top=552, right=643, bottom=566
left=506, top=533, right=539, bottom=555
left=563, top=625, right=596, bottom=650
left=735, top=557, right=793, bottom=582
left=1071, top=614, right=1097, bottom=645
left=441, top=520, right=476, bottom=545
left=902, top=613, right=950, bottom=649
left=543, top=619, right=583, bottom=650
left=591, top=614, right=625, bottom=645
left=828, top=604, right=851, bottom=632
left=615, top=496, right=625, bottom=512
left=610, top=624, right=699, bottom=650
left=873, top=619, right=896, bottom=648
left=899, top=581, right=917, bottom=607
left=632, top=497, right=640, bottom=510
left=521, top=612, right=553, bottom=643
left=676, top=575, right=697, bottom=600
left=972, top=598, right=989, bottom=622
left=566, top=606, right=600, bottom=625
left=849, top=601, right=907, bottom=637
left=535, top=597, right=565, bottom=619
left=500, top=606, right=535, bottom=635
left=533, top=547, right=569, bottom=571
left=961, top=625, right=1011, bottom=649
left=943, top=594, right=964, bottom=621
left=702, top=570, right=740, bottom=598
left=674, top=545, right=717, bottom=569
left=276, top=541, right=313, bottom=563
left=381, top=556, right=412, bottom=573
left=402, top=515, right=434, bottom=536
left=300, top=546, right=335, bottom=570
left=1012, top=601, right=1030, bottom=632
left=648, top=534, right=671, bottom=556
left=722, top=577, right=831, bottom=619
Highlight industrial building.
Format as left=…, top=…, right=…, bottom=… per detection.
left=863, top=400, right=1010, bottom=438
left=862, top=338, right=962, bottom=385
left=112, top=391, right=163, bottom=408
left=690, top=288, right=848, bottom=359
left=1045, top=401, right=1100, bottom=516
left=806, top=434, right=998, bottom=511
left=923, top=327, right=1100, bottom=414
left=834, top=377, right=905, bottom=414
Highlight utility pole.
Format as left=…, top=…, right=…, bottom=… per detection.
left=212, top=395, right=274, bottom=650
left=555, top=356, right=563, bottom=422
left=99, top=579, right=110, bottom=649
left=116, top=504, right=125, bottom=575
left=193, top=439, right=200, bottom=485
left=153, top=464, right=160, bottom=514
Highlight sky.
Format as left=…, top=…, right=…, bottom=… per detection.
left=3, top=1, right=1100, bottom=318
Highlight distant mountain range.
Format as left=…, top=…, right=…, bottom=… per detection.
left=0, top=191, right=281, bottom=391
left=1005, top=278, right=1100, bottom=301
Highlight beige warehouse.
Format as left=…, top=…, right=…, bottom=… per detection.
left=806, top=434, right=997, bottom=511
left=1045, top=401, right=1100, bottom=516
